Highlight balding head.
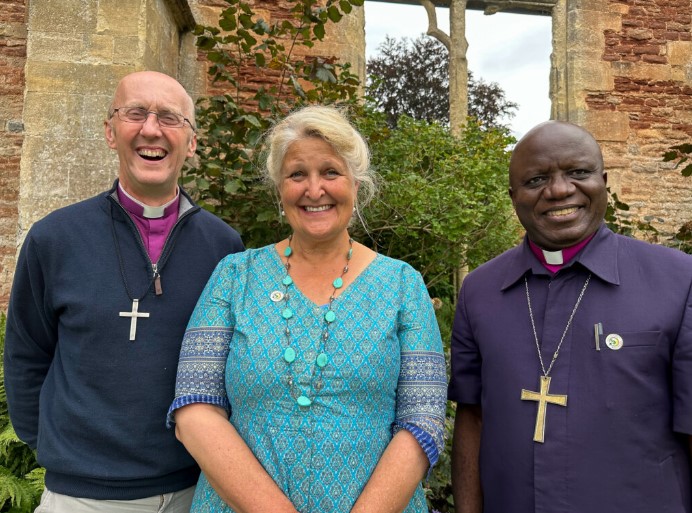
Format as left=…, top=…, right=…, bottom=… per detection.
left=508, top=121, right=608, bottom=250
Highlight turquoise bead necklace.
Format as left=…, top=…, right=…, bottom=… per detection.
left=280, top=234, right=353, bottom=407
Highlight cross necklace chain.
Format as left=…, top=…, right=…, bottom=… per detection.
left=110, top=205, right=161, bottom=342
left=520, top=273, right=591, bottom=443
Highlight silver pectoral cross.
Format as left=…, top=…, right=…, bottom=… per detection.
left=119, top=299, right=150, bottom=341
left=520, top=375, right=567, bottom=443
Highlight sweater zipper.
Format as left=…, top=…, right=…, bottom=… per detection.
left=110, top=197, right=198, bottom=296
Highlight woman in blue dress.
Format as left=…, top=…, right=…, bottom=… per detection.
left=168, top=105, right=447, bottom=513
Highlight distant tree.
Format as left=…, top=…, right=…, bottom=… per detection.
left=367, top=35, right=517, bottom=129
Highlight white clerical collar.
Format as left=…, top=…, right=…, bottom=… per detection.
left=118, top=184, right=179, bottom=219
left=542, top=249, right=564, bottom=265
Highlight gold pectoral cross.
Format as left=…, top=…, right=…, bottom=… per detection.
left=520, top=375, right=567, bottom=443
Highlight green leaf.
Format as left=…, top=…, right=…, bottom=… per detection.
left=663, top=150, right=678, bottom=162
left=313, top=23, right=325, bottom=40
left=238, top=13, right=253, bottom=29
left=339, top=0, right=353, bottom=14
left=682, top=163, right=692, bottom=177
left=224, top=181, right=242, bottom=194
left=672, top=143, right=692, bottom=154
left=219, top=16, right=237, bottom=31
left=243, top=115, right=262, bottom=128
left=254, top=52, right=266, bottom=67
left=197, top=36, right=216, bottom=51
left=327, top=5, right=342, bottom=22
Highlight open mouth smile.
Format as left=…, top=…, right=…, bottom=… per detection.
left=303, top=205, right=332, bottom=212
left=138, top=148, right=167, bottom=161
left=546, top=207, right=579, bottom=218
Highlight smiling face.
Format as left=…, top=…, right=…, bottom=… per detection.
left=104, top=71, right=196, bottom=205
left=508, top=121, right=608, bottom=250
left=279, top=137, right=357, bottom=245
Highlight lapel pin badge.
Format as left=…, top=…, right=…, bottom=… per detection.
left=605, top=333, right=624, bottom=350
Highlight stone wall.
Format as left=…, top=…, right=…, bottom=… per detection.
left=552, top=0, right=692, bottom=236
left=0, top=0, right=364, bottom=310
left=0, top=0, right=27, bottom=309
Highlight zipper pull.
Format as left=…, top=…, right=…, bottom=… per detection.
left=152, top=263, right=162, bottom=296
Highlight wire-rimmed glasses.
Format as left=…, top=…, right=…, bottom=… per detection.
left=110, top=107, right=195, bottom=132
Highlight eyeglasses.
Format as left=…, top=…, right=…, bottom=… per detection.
left=110, top=107, right=196, bottom=132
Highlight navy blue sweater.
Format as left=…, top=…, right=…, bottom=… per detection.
left=4, top=183, right=244, bottom=499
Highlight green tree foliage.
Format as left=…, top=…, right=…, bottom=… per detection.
left=366, top=35, right=518, bottom=129
left=353, top=112, right=519, bottom=303
left=0, top=314, right=45, bottom=513
left=182, top=0, right=363, bottom=248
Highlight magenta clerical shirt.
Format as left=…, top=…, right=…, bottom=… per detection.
left=117, top=185, right=179, bottom=263
left=528, top=232, right=596, bottom=273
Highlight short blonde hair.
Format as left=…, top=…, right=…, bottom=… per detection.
left=264, top=105, right=376, bottom=210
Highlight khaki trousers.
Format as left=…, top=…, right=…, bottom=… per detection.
left=34, top=486, right=195, bottom=513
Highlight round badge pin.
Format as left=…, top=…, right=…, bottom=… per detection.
left=605, top=333, right=623, bottom=350
left=270, top=290, right=284, bottom=302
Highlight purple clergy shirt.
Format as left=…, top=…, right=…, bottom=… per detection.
left=449, top=224, right=692, bottom=513
left=117, top=186, right=179, bottom=263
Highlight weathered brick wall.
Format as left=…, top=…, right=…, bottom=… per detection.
left=188, top=0, right=365, bottom=103
left=553, top=0, right=692, bottom=238
left=0, top=0, right=27, bottom=309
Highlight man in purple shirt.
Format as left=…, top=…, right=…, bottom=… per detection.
left=5, top=71, right=244, bottom=512
left=448, top=121, right=692, bottom=513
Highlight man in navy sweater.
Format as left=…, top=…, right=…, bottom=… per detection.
left=4, top=71, right=244, bottom=512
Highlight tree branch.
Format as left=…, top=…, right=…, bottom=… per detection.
left=419, top=0, right=452, bottom=50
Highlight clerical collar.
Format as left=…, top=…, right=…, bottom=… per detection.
left=117, top=184, right=179, bottom=219
left=528, top=232, right=596, bottom=273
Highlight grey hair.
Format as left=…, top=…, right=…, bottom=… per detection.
left=263, top=105, right=377, bottom=213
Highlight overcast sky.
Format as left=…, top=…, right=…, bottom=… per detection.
left=364, top=1, right=552, bottom=139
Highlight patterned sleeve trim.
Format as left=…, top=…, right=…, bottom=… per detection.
left=392, top=421, right=440, bottom=469
left=166, top=394, right=230, bottom=427
left=168, top=326, right=233, bottom=427
left=394, top=350, right=447, bottom=469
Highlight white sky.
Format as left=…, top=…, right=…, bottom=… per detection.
left=364, top=1, right=552, bottom=139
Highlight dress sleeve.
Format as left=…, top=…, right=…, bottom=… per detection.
left=3, top=233, right=57, bottom=449
left=166, top=258, right=236, bottom=426
left=392, top=267, right=447, bottom=469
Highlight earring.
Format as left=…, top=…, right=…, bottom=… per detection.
left=281, top=210, right=285, bottom=216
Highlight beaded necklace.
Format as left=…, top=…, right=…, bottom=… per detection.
left=279, top=234, right=353, bottom=407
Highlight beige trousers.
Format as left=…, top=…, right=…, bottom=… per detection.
left=34, top=486, right=195, bottom=513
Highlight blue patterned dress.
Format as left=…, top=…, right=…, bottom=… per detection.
left=169, top=245, right=447, bottom=512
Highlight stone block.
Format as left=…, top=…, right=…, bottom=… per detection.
left=28, top=33, right=86, bottom=61
left=582, top=110, right=630, bottom=142
left=23, top=91, right=85, bottom=137
left=569, top=51, right=614, bottom=90
left=96, top=0, right=143, bottom=36
left=668, top=40, right=692, bottom=66
left=26, top=61, right=128, bottom=95
left=112, top=37, right=141, bottom=65
left=29, top=0, right=97, bottom=35
left=83, top=94, right=113, bottom=138
left=87, top=34, right=115, bottom=63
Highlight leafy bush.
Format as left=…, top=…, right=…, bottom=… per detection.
left=354, top=111, right=520, bottom=303
left=0, top=314, right=44, bottom=512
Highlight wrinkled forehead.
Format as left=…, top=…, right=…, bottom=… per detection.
left=510, top=124, right=603, bottom=178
